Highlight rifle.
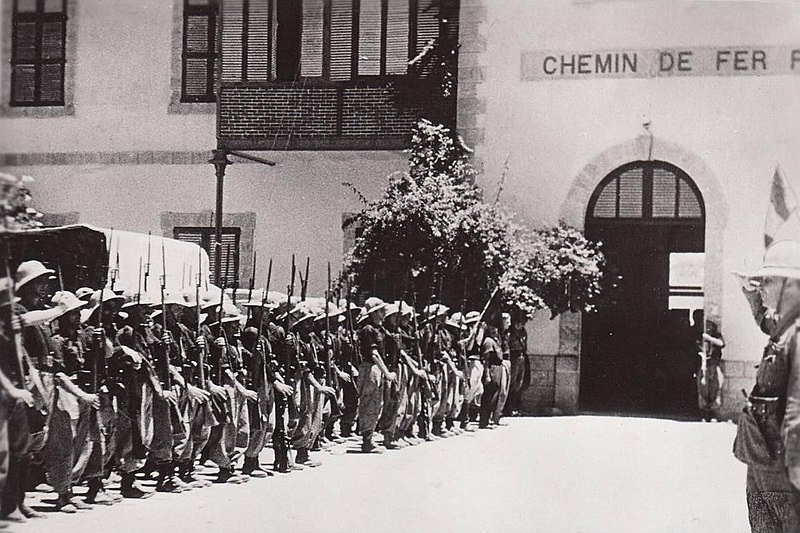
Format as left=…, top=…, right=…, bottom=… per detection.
left=256, top=258, right=273, bottom=345
left=4, top=250, right=48, bottom=416
left=136, top=257, right=143, bottom=305
left=160, top=239, right=172, bottom=390
left=4, top=252, right=27, bottom=388
left=300, top=257, right=310, bottom=301
left=465, top=286, right=500, bottom=353
left=248, top=251, right=257, bottom=304
left=324, top=262, right=332, bottom=385
left=343, top=271, right=359, bottom=365
left=196, top=246, right=207, bottom=388
left=284, top=255, right=297, bottom=382
left=144, top=231, right=151, bottom=292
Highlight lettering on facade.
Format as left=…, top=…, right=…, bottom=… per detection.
left=522, top=46, right=800, bottom=80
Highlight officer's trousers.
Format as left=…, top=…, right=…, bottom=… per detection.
left=1, top=400, right=30, bottom=518
left=746, top=465, right=800, bottom=533
left=356, top=363, right=384, bottom=436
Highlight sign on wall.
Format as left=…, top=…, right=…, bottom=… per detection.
left=521, top=46, right=800, bottom=80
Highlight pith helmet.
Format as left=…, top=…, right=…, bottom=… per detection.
left=751, top=240, right=800, bottom=281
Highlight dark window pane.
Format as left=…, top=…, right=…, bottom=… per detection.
left=40, top=63, right=64, bottom=102
left=184, top=57, right=211, bottom=96
left=13, top=22, right=37, bottom=61
left=11, top=65, right=37, bottom=103
left=42, top=21, right=65, bottom=60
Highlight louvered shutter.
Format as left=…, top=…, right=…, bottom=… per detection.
left=183, top=12, right=212, bottom=98
left=385, top=0, right=409, bottom=75
left=222, top=0, right=244, bottom=80
left=44, top=0, right=64, bottom=12
left=246, top=0, right=273, bottom=81
left=174, top=228, right=240, bottom=286
left=357, top=0, right=381, bottom=76
left=301, top=0, right=324, bottom=77
left=415, top=0, right=438, bottom=53
left=329, top=0, right=353, bottom=80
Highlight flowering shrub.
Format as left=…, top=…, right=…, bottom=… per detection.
left=346, top=120, right=612, bottom=318
left=1, top=172, right=43, bottom=231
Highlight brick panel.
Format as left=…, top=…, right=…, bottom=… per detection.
left=218, top=83, right=456, bottom=150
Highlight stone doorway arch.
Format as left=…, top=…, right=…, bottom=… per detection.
left=556, top=135, right=727, bottom=414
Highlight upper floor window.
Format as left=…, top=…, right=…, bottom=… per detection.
left=221, top=0, right=449, bottom=83
left=11, top=0, right=68, bottom=106
left=182, top=0, right=218, bottom=102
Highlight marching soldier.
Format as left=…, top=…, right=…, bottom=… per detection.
left=337, top=302, right=362, bottom=440
left=356, top=298, right=396, bottom=453
left=377, top=303, right=403, bottom=449
left=47, top=291, right=105, bottom=512
left=0, top=276, right=35, bottom=523
left=290, top=307, right=333, bottom=466
left=206, top=307, right=254, bottom=483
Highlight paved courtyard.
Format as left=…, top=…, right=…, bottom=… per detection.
left=10, top=416, right=749, bottom=533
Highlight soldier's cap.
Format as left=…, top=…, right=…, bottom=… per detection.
left=0, top=278, right=20, bottom=307
left=364, top=297, right=387, bottom=315
left=80, top=288, right=126, bottom=323
left=121, top=292, right=157, bottom=309
left=424, top=303, right=449, bottom=319
left=384, top=303, right=400, bottom=318
left=338, top=300, right=364, bottom=315
left=747, top=240, right=800, bottom=281
left=445, top=319, right=465, bottom=330
left=394, top=300, right=414, bottom=317
left=241, top=298, right=279, bottom=309
left=50, top=291, right=87, bottom=316
left=15, top=260, right=55, bottom=291
left=463, top=311, right=481, bottom=324
left=75, top=287, right=95, bottom=301
left=149, top=290, right=186, bottom=307
left=209, top=314, right=243, bottom=327
left=313, top=307, right=346, bottom=324
left=293, top=310, right=318, bottom=328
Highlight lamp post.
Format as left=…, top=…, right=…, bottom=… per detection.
left=209, top=148, right=231, bottom=287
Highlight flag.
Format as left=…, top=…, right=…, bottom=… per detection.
left=764, top=166, right=800, bottom=247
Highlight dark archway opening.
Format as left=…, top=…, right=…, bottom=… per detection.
left=580, top=161, right=706, bottom=418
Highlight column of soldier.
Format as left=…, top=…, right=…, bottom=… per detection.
left=0, top=256, right=516, bottom=523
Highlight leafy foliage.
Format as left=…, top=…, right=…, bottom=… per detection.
left=345, top=120, right=612, bottom=319
left=1, top=172, right=43, bottom=231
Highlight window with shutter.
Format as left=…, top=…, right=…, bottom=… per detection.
left=589, top=162, right=704, bottom=221
left=220, top=0, right=451, bottom=82
left=174, top=226, right=241, bottom=287
left=10, top=0, right=67, bottom=106
left=182, top=0, right=218, bottom=103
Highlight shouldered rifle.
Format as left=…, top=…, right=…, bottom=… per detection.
left=344, top=271, right=359, bottom=364
left=196, top=246, right=207, bottom=388
left=284, top=254, right=297, bottom=382
left=466, top=287, right=500, bottom=353
left=324, top=262, right=332, bottom=384
left=248, top=251, right=257, bottom=307
left=144, top=231, right=151, bottom=292
left=160, top=239, right=172, bottom=389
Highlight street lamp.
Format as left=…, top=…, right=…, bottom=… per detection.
left=209, top=148, right=231, bottom=287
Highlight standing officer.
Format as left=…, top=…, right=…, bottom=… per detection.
left=734, top=240, right=800, bottom=532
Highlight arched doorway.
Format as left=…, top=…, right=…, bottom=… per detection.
left=579, top=160, right=706, bottom=417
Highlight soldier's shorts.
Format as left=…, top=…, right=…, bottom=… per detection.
left=746, top=465, right=800, bottom=533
